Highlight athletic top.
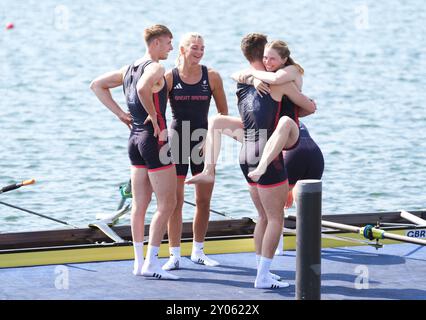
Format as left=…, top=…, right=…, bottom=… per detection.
left=123, top=60, right=168, bottom=133
left=169, top=65, right=212, bottom=128
left=237, top=83, right=282, bottom=141
left=280, top=95, right=299, bottom=125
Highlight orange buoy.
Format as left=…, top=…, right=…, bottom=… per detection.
left=6, top=22, right=14, bottom=30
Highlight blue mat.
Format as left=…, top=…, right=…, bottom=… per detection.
left=1, top=243, right=425, bottom=300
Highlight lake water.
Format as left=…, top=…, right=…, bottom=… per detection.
left=1, top=0, right=425, bottom=232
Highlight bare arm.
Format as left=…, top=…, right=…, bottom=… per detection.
left=209, top=69, right=228, bottom=115
left=231, top=69, right=253, bottom=84
left=136, top=62, right=165, bottom=136
left=165, top=69, right=173, bottom=94
left=298, top=100, right=317, bottom=117
left=278, top=82, right=316, bottom=114
left=231, top=69, right=271, bottom=97
left=90, top=66, right=132, bottom=128
left=251, top=65, right=299, bottom=85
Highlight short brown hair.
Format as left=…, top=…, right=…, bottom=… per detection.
left=144, top=24, right=173, bottom=45
left=240, top=33, right=268, bottom=62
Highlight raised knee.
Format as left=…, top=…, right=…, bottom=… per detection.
left=278, top=116, right=297, bottom=133
left=278, top=116, right=292, bottom=127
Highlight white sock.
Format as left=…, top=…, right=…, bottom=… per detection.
left=142, top=245, right=179, bottom=280
left=256, top=254, right=280, bottom=280
left=145, top=245, right=159, bottom=266
left=257, top=256, right=272, bottom=279
left=162, top=246, right=181, bottom=271
left=255, top=256, right=289, bottom=289
left=193, top=241, right=204, bottom=252
left=132, top=242, right=144, bottom=276
left=170, top=246, right=181, bottom=258
left=191, top=241, right=219, bottom=266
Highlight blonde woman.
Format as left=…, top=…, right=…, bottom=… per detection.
left=162, top=32, right=228, bottom=271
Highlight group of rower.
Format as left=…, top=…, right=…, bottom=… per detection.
left=90, top=24, right=324, bottom=289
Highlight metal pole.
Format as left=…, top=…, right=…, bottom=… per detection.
left=296, top=179, right=322, bottom=300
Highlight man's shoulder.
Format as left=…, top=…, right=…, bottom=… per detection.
left=143, top=62, right=165, bottom=78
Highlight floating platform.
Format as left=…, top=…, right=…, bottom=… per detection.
left=1, top=243, right=425, bottom=300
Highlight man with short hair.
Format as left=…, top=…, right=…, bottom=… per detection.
left=90, top=24, right=179, bottom=280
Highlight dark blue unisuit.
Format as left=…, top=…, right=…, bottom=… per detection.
left=168, top=65, right=212, bottom=178
left=284, top=122, right=324, bottom=187
left=236, top=83, right=287, bottom=188
left=123, top=60, right=172, bottom=171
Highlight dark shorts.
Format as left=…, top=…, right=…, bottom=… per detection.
left=284, top=138, right=324, bottom=187
left=128, top=130, right=173, bottom=171
left=169, top=122, right=207, bottom=179
left=239, top=139, right=288, bottom=188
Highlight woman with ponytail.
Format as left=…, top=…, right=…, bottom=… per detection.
left=239, top=40, right=304, bottom=95
left=162, top=32, right=228, bottom=271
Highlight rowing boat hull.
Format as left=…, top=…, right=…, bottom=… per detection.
left=1, top=211, right=425, bottom=268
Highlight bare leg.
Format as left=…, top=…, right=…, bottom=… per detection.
left=254, top=183, right=290, bottom=289
left=285, top=186, right=295, bottom=209
left=141, top=166, right=179, bottom=280
left=248, top=185, right=267, bottom=256
left=146, top=166, right=177, bottom=246
left=185, top=115, right=244, bottom=184
left=190, top=181, right=219, bottom=266
left=257, top=184, right=288, bottom=258
left=130, top=167, right=152, bottom=243
left=130, top=167, right=152, bottom=275
left=248, top=185, right=282, bottom=281
left=193, top=181, right=214, bottom=242
left=248, top=117, right=299, bottom=182
left=166, top=178, right=185, bottom=247
left=162, top=178, right=185, bottom=271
